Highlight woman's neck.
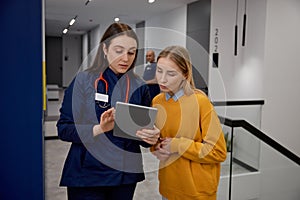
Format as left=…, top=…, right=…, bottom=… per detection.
left=108, top=66, right=119, bottom=75
left=167, top=92, right=174, bottom=96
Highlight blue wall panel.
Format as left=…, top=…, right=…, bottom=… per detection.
left=0, top=0, right=44, bottom=199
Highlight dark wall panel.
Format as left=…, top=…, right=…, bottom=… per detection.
left=187, top=0, right=211, bottom=94
left=46, top=36, right=63, bottom=86
left=0, top=1, right=43, bottom=199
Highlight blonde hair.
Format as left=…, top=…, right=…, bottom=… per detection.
left=157, top=46, right=196, bottom=96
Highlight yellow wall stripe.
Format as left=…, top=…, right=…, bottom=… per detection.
left=43, top=61, right=47, bottom=110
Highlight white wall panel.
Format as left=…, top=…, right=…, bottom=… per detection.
left=145, top=6, right=187, bottom=55
left=260, top=0, right=300, bottom=199
left=209, top=0, right=266, bottom=101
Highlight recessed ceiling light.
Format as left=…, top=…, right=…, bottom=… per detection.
left=114, top=17, right=120, bottom=22
left=63, top=28, right=68, bottom=34
left=148, top=0, right=155, bottom=3
left=85, top=0, right=92, bottom=6
left=69, top=18, right=76, bottom=26
left=69, top=15, right=77, bottom=26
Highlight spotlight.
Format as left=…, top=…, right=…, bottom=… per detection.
left=63, top=28, right=68, bottom=34
left=69, top=15, right=77, bottom=26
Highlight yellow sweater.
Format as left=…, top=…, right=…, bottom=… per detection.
left=152, top=91, right=227, bottom=200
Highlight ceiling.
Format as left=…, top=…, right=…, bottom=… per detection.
left=45, top=0, right=198, bottom=37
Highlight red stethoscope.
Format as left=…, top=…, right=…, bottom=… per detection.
left=94, top=72, right=130, bottom=108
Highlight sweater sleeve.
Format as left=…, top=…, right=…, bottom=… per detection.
left=169, top=96, right=227, bottom=163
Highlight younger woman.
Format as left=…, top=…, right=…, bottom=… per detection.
left=152, top=46, right=227, bottom=200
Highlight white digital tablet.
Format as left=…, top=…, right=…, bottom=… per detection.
left=113, top=101, right=158, bottom=140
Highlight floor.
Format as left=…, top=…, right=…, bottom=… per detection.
left=44, top=139, right=161, bottom=200
left=44, top=89, right=250, bottom=200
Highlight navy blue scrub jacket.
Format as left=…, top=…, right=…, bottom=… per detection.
left=57, top=67, right=152, bottom=187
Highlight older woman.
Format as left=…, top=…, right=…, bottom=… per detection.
left=57, top=23, right=160, bottom=200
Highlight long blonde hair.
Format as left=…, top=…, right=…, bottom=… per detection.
left=157, top=46, right=196, bottom=96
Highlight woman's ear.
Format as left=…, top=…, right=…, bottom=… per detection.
left=102, top=43, right=108, bottom=56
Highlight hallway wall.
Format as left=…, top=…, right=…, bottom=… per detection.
left=260, top=0, right=300, bottom=199
left=62, top=35, right=82, bottom=87
left=209, top=0, right=266, bottom=101
left=46, top=36, right=62, bottom=86
left=209, top=0, right=300, bottom=198
left=145, top=5, right=187, bottom=55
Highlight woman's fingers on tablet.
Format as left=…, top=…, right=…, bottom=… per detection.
left=136, top=129, right=159, bottom=139
left=136, top=126, right=160, bottom=144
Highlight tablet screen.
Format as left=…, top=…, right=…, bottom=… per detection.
left=113, top=101, right=158, bottom=140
